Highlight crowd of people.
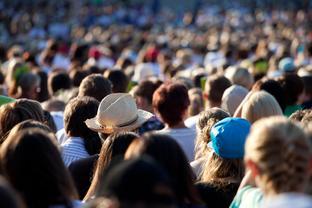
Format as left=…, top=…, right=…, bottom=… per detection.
left=0, top=0, right=312, bottom=208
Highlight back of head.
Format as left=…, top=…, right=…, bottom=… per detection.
left=221, top=85, right=248, bottom=116
left=0, top=99, right=45, bottom=139
left=48, top=72, right=72, bottom=96
left=195, top=108, right=230, bottom=160
left=85, top=132, right=139, bottom=200
left=204, top=74, right=231, bottom=108
left=278, top=74, right=304, bottom=106
left=252, top=79, right=286, bottom=112
left=64, top=96, right=101, bottom=155
left=79, top=74, right=112, bottom=102
left=18, top=72, right=41, bottom=99
left=225, top=67, right=254, bottom=89
left=245, top=117, right=311, bottom=195
left=134, top=80, right=163, bottom=105
left=0, top=128, right=77, bottom=208
left=153, top=82, right=190, bottom=127
left=104, top=70, right=129, bottom=93
left=241, top=91, right=283, bottom=123
left=125, top=133, right=199, bottom=204
left=97, top=157, right=175, bottom=206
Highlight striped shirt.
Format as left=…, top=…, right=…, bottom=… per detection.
left=61, top=137, right=90, bottom=167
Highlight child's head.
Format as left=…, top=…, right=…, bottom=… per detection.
left=245, top=116, right=311, bottom=196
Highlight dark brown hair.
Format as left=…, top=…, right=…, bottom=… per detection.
left=84, top=132, right=138, bottom=200
left=0, top=128, right=78, bottom=208
left=64, top=96, right=102, bottom=155
left=204, top=75, right=231, bottom=106
left=0, top=99, right=45, bottom=140
left=125, top=133, right=201, bottom=204
left=78, top=74, right=112, bottom=101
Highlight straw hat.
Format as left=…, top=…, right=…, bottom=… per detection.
left=85, top=93, right=153, bottom=134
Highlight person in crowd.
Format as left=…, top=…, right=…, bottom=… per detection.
left=0, top=128, right=81, bottom=208
left=130, top=79, right=164, bottom=134
left=85, top=93, right=153, bottom=135
left=191, top=108, right=230, bottom=177
left=224, top=67, right=254, bottom=90
left=78, top=74, right=112, bottom=102
left=125, top=133, right=202, bottom=207
left=103, top=70, right=129, bottom=93
left=196, top=117, right=250, bottom=208
left=185, top=74, right=231, bottom=129
left=188, top=88, right=204, bottom=117
left=62, top=96, right=102, bottom=166
left=240, top=91, right=283, bottom=124
left=231, top=117, right=311, bottom=208
left=82, top=132, right=138, bottom=200
left=153, top=82, right=196, bottom=161
left=221, top=85, right=248, bottom=116
left=252, top=78, right=286, bottom=112
left=278, top=74, right=304, bottom=117
left=48, top=71, right=72, bottom=97
left=90, top=157, right=176, bottom=208
left=0, top=99, right=45, bottom=140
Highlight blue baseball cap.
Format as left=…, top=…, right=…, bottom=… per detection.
left=279, top=57, right=295, bottom=73
left=208, top=117, right=251, bottom=159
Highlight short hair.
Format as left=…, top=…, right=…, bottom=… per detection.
left=78, top=74, right=112, bottom=102
left=18, top=72, right=41, bottom=93
left=241, top=91, right=283, bottom=124
left=104, top=70, right=129, bottom=93
left=48, top=72, right=72, bottom=96
left=245, top=117, right=311, bottom=195
left=278, top=74, right=304, bottom=106
left=69, top=70, right=89, bottom=87
left=0, top=99, right=45, bottom=139
left=204, top=75, right=231, bottom=106
left=134, top=80, right=162, bottom=104
left=153, top=82, right=190, bottom=126
left=252, top=78, right=286, bottom=112
left=0, top=128, right=78, bottom=208
left=63, top=96, right=101, bottom=155
left=225, top=67, right=254, bottom=89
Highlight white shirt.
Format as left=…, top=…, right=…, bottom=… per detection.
left=157, top=127, right=196, bottom=162
left=56, top=128, right=68, bottom=145
left=61, top=137, right=90, bottom=167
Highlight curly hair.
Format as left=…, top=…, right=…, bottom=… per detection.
left=194, top=108, right=230, bottom=160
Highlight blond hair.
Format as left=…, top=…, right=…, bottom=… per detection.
left=195, top=108, right=229, bottom=160
left=200, top=152, right=244, bottom=188
left=241, top=91, right=283, bottom=123
left=245, top=116, right=311, bottom=195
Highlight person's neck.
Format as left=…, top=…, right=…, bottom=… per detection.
left=166, top=121, right=186, bottom=129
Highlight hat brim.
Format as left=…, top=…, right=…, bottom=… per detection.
left=85, top=109, right=153, bottom=134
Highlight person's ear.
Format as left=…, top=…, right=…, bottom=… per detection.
left=246, top=159, right=260, bottom=179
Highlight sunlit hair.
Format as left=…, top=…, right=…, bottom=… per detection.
left=188, top=88, right=204, bottom=117
left=195, top=108, right=229, bottom=160
left=200, top=152, right=244, bottom=188
left=245, top=116, right=311, bottom=195
left=84, top=132, right=138, bottom=201
left=0, top=99, right=45, bottom=141
left=225, top=67, right=254, bottom=89
left=241, top=91, right=283, bottom=123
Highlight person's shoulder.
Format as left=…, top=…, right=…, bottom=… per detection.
left=230, top=186, right=263, bottom=208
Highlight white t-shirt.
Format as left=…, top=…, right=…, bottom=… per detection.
left=157, top=127, right=196, bottom=162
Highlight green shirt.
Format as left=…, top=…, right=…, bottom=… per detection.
left=230, top=186, right=263, bottom=208
left=0, top=95, right=15, bottom=106
left=284, top=105, right=303, bottom=117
